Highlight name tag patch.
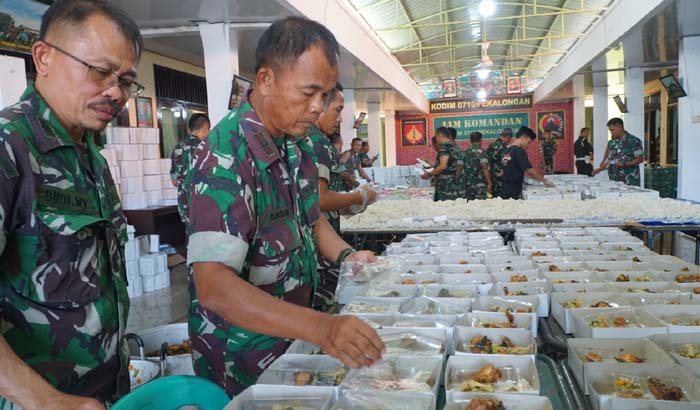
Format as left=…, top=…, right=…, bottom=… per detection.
left=37, top=185, right=98, bottom=215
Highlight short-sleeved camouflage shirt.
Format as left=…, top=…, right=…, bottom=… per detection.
left=169, top=134, right=201, bottom=231
left=309, top=127, right=344, bottom=232
left=607, top=132, right=643, bottom=186
left=0, top=85, right=130, bottom=408
left=433, top=141, right=463, bottom=201
left=487, top=138, right=508, bottom=196
left=186, top=91, right=321, bottom=396
left=463, top=143, right=489, bottom=200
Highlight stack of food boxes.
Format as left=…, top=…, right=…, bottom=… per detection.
left=123, top=233, right=170, bottom=298
left=101, top=127, right=174, bottom=209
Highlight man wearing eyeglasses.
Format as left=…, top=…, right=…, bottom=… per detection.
left=0, top=1, right=142, bottom=409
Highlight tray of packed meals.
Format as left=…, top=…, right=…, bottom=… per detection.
left=444, top=355, right=540, bottom=395
left=224, top=385, right=336, bottom=410
left=420, top=284, right=478, bottom=298
left=490, top=283, right=550, bottom=317
left=472, top=295, right=539, bottom=316
left=459, top=311, right=536, bottom=338
left=567, top=338, right=675, bottom=395
left=339, top=297, right=405, bottom=315
left=454, top=327, right=535, bottom=356
left=399, top=296, right=470, bottom=317
left=551, top=292, right=633, bottom=334
left=256, top=355, right=348, bottom=391
left=570, top=308, right=667, bottom=339
left=587, top=363, right=700, bottom=410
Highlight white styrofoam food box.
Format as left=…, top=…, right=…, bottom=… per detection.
left=224, top=385, right=335, bottom=410
left=445, top=392, right=552, bottom=410
left=143, top=144, right=160, bottom=160
left=461, top=312, right=536, bottom=337
left=119, top=161, right=144, bottom=178
left=453, top=327, right=535, bottom=356
left=641, top=305, right=700, bottom=334
left=570, top=308, right=668, bottom=339
left=331, top=390, right=436, bottom=410
left=650, top=333, right=700, bottom=379
left=138, top=254, right=158, bottom=276
left=444, top=355, right=539, bottom=395
left=121, top=192, right=147, bottom=210
left=143, top=175, right=162, bottom=191
left=120, top=176, right=144, bottom=194
left=551, top=292, right=633, bottom=334
left=142, top=159, right=162, bottom=175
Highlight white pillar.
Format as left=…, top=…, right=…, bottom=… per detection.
left=340, top=89, right=357, bottom=143
left=592, top=56, right=609, bottom=167
left=677, top=1, right=700, bottom=201
left=623, top=28, right=645, bottom=185
left=384, top=109, right=397, bottom=166
left=366, top=102, right=381, bottom=164
left=0, top=56, right=26, bottom=109
left=199, top=23, right=239, bottom=127
left=572, top=75, right=586, bottom=172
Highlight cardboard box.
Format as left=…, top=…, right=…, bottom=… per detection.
left=570, top=308, right=668, bottom=339
left=343, top=355, right=443, bottom=397
left=143, top=159, right=162, bottom=175
left=121, top=144, right=144, bottom=161
left=333, top=390, right=435, bottom=410
left=420, top=284, right=478, bottom=299
left=106, top=127, right=130, bottom=144
left=567, top=338, right=675, bottom=394
left=627, top=292, right=694, bottom=306
left=224, top=385, right=336, bottom=410
left=439, top=264, right=488, bottom=274
left=109, top=166, right=121, bottom=181
left=161, top=174, right=174, bottom=188
left=119, top=161, right=144, bottom=178
left=445, top=392, right=552, bottom=410
left=143, top=175, right=162, bottom=191
left=160, top=158, right=172, bottom=174
left=129, top=128, right=140, bottom=144
left=551, top=282, right=614, bottom=293
left=120, top=176, right=144, bottom=194
left=444, top=355, right=539, bottom=395
left=551, top=292, right=633, bottom=334
left=489, top=282, right=550, bottom=317
left=143, top=144, right=160, bottom=159
left=490, top=271, right=543, bottom=284
left=587, top=363, right=700, bottom=410
left=650, top=333, right=700, bottom=379
left=461, top=311, right=536, bottom=337
left=471, top=295, right=540, bottom=317
left=162, top=188, right=178, bottom=200
left=641, top=305, right=700, bottom=333
left=153, top=251, right=167, bottom=272
left=257, top=354, right=346, bottom=395
left=453, top=327, right=535, bottom=356
left=154, top=270, right=170, bottom=290
left=141, top=274, right=156, bottom=293
left=121, top=192, right=147, bottom=210
left=146, top=190, right=162, bottom=207
left=138, top=254, right=158, bottom=276
left=440, top=274, right=492, bottom=295
left=100, top=148, right=118, bottom=166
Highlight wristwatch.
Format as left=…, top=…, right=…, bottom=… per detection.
left=336, top=247, right=356, bottom=266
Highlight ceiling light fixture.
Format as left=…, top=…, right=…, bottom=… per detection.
left=477, top=89, right=487, bottom=100
left=479, top=0, right=496, bottom=17
left=476, top=68, right=490, bottom=80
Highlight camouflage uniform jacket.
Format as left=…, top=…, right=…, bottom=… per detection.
left=169, top=134, right=201, bottom=232
left=540, top=138, right=557, bottom=174
left=186, top=91, right=321, bottom=396
left=463, top=143, right=489, bottom=200
left=433, top=141, right=463, bottom=201
left=358, top=152, right=370, bottom=167
left=309, top=127, right=344, bottom=233
left=486, top=139, right=508, bottom=196
left=0, top=85, right=130, bottom=408
left=607, top=132, right=643, bottom=186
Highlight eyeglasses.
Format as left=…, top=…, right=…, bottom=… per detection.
left=43, top=41, right=145, bottom=97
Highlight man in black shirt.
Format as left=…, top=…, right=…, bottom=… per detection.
left=574, top=127, right=594, bottom=176
left=501, top=126, right=554, bottom=199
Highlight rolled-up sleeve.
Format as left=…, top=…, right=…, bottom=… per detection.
left=187, top=130, right=256, bottom=273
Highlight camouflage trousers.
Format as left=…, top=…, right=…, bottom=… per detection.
left=434, top=175, right=462, bottom=201
left=542, top=159, right=554, bottom=175
left=465, top=182, right=488, bottom=201
left=608, top=167, right=641, bottom=186
left=491, top=176, right=503, bottom=198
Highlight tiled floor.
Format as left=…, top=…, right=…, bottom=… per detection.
left=126, top=262, right=189, bottom=333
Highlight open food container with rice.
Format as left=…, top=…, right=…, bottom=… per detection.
left=341, top=355, right=443, bottom=397
left=471, top=295, right=540, bottom=316
left=489, top=282, right=550, bottom=317
left=460, top=311, right=536, bottom=337
left=570, top=308, right=668, bottom=339
left=567, top=337, right=675, bottom=394
left=256, top=355, right=348, bottom=394
left=453, top=327, right=535, bottom=356
left=224, top=385, right=336, bottom=410
left=444, top=355, right=539, bottom=395
left=551, top=292, right=633, bottom=334
left=650, top=333, right=700, bottom=379
left=420, top=284, right=478, bottom=298
left=444, top=392, right=553, bottom=410
left=641, top=304, right=700, bottom=333
left=330, top=389, right=435, bottom=410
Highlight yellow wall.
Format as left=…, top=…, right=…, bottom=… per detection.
left=126, top=50, right=206, bottom=127
left=644, top=71, right=674, bottom=166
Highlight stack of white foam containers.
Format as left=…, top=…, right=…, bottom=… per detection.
left=101, top=127, right=173, bottom=210
left=123, top=232, right=171, bottom=298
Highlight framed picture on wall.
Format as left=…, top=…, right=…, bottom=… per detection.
left=401, top=118, right=427, bottom=147
left=229, top=75, right=254, bottom=110
left=659, top=74, right=687, bottom=99
left=136, top=96, right=153, bottom=128
left=537, top=111, right=565, bottom=140
left=442, top=79, right=457, bottom=98
left=507, top=76, right=522, bottom=94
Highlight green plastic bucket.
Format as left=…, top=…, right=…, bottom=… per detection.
left=111, top=375, right=230, bottom=410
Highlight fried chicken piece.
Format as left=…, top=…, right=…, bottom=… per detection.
left=500, top=336, right=515, bottom=348
left=505, top=310, right=515, bottom=324
left=648, top=377, right=684, bottom=401
left=632, top=257, right=642, bottom=262
left=293, top=371, right=313, bottom=386
left=616, top=274, right=630, bottom=282
left=467, top=398, right=506, bottom=410
left=694, top=287, right=700, bottom=295
left=548, top=265, right=561, bottom=272
left=473, top=364, right=502, bottom=384
left=590, top=301, right=612, bottom=308
left=613, top=317, right=630, bottom=327
left=586, top=352, right=604, bottom=362
left=531, top=251, right=547, bottom=257
left=509, top=274, right=528, bottom=282
left=615, top=353, right=644, bottom=363
left=470, top=335, right=492, bottom=353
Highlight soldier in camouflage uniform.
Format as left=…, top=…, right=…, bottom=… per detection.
left=309, top=82, right=377, bottom=311
left=463, top=132, right=493, bottom=200
left=186, top=17, right=384, bottom=397
left=169, top=114, right=210, bottom=233
left=486, top=127, right=514, bottom=198
left=593, top=117, right=644, bottom=186
left=0, top=1, right=143, bottom=408
left=422, top=127, right=463, bottom=201
left=540, top=129, right=557, bottom=175
left=358, top=141, right=378, bottom=167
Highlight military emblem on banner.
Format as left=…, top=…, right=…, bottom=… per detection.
left=537, top=111, right=565, bottom=140
left=401, top=118, right=427, bottom=146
